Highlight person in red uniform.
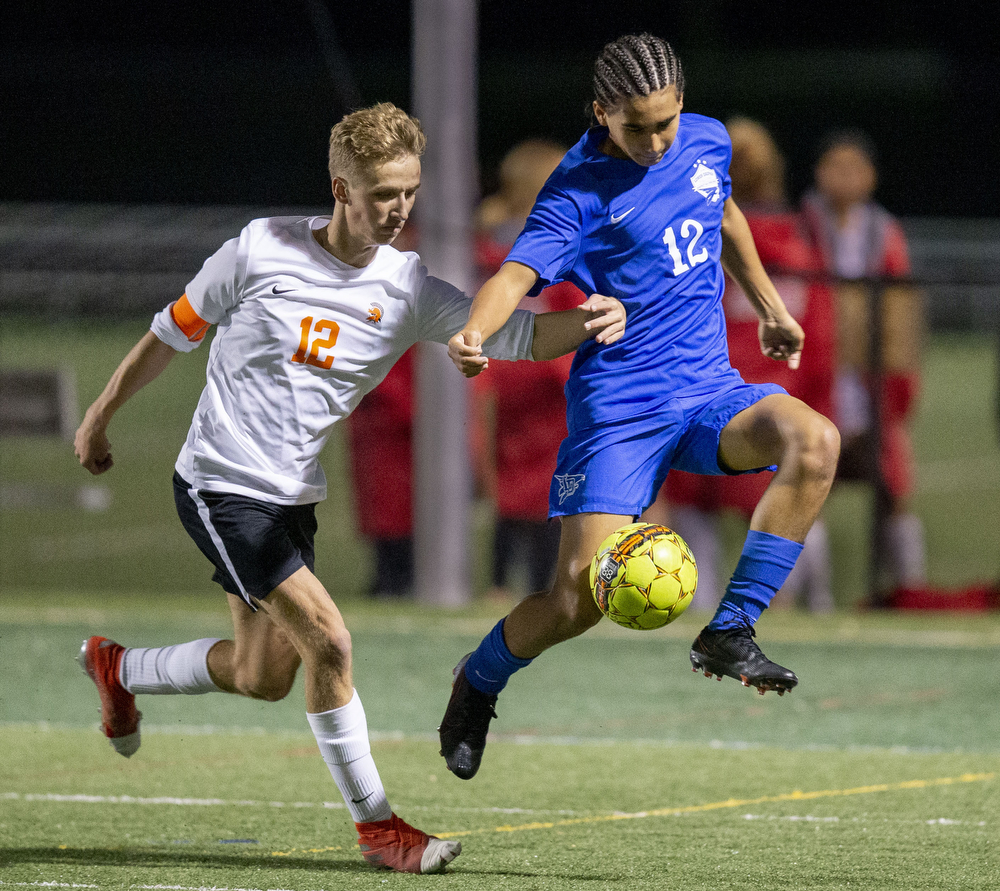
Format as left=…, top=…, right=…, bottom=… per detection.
left=345, top=220, right=421, bottom=599
left=346, top=345, right=416, bottom=598
left=653, top=117, right=837, bottom=611
left=471, top=140, right=586, bottom=600
left=800, top=128, right=927, bottom=592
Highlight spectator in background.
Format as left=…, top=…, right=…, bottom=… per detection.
left=651, top=117, right=837, bottom=611
left=800, top=129, right=927, bottom=592
left=346, top=348, right=415, bottom=599
left=472, top=140, right=585, bottom=600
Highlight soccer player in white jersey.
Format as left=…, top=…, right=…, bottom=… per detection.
left=439, top=34, right=841, bottom=781
left=73, top=102, right=625, bottom=874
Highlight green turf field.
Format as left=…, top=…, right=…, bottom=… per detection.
left=2, top=595, right=1000, bottom=889
left=1, top=323, right=999, bottom=887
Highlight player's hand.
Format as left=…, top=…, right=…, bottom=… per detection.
left=74, top=412, right=114, bottom=475
left=759, top=312, right=804, bottom=370
left=448, top=329, right=489, bottom=378
left=580, top=293, right=626, bottom=345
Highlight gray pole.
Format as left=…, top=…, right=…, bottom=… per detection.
left=411, top=0, right=478, bottom=606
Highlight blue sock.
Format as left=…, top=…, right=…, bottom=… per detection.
left=708, top=530, right=804, bottom=631
left=463, top=619, right=533, bottom=695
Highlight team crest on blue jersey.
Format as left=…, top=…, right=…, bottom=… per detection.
left=555, top=472, right=586, bottom=504
left=366, top=303, right=384, bottom=325
left=690, top=160, right=721, bottom=203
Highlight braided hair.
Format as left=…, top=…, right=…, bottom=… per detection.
left=593, top=33, right=685, bottom=109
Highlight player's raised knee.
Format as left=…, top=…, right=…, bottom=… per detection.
left=795, top=411, right=840, bottom=481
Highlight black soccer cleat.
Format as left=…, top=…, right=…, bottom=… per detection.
left=438, top=654, right=498, bottom=780
left=690, top=623, right=798, bottom=695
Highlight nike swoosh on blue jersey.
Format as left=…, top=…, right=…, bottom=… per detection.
left=609, top=207, right=636, bottom=223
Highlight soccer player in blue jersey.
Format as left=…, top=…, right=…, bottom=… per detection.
left=439, top=33, right=841, bottom=780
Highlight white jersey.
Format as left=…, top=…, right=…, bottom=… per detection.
left=151, top=215, right=536, bottom=505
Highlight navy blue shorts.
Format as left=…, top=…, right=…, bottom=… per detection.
left=173, top=473, right=317, bottom=610
left=549, top=380, right=786, bottom=519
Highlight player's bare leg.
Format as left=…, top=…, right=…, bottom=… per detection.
left=439, top=513, right=626, bottom=779
left=262, top=567, right=460, bottom=873
left=78, top=592, right=303, bottom=759
left=690, top=394, right=840, bottom=693
left=721, top=395, right=840, bottom=543
left=502, top=512, right=629, bottom=657
left=203, top=593, right=301, bottom=700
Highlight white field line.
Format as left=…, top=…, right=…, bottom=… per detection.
left=0, top=884, right=345, bottom=891
left=3, top=791, right=987, bottom=827
left=0, top=885, right=100, bottom=890
left=0, top=884, right=99, bottom=889
left=0, top=790, right=581, bottom=817
left=0, top=885, right=321, bottom=891
left=1, top=719, right=989, bottom=756
left=5, top=774, right=994, bottom=830
left=741, top=813, right=987, bottom=825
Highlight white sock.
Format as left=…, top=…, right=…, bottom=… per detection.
left=669, top=505, right=722, bottom=610
left=119, top=638, right=222, bottom=695
left=307, top=690, right=393, bottom=825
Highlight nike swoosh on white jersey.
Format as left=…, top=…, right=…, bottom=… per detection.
left=609, top=207, right=636, bottom=223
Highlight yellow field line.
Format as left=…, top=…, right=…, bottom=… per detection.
left=265, top=772, right=995, bottom=854
left=431, top=772, right=996, bottom=839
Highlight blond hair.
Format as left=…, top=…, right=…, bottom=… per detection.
left=328, top=103, right=427, bottom=185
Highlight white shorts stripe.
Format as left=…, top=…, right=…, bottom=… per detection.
left=188, top=486, right=255, bottom=608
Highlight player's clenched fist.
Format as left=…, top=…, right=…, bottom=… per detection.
left=448, top=329, right=488, bottom=378
left=74, top=413, right=114, bottom=475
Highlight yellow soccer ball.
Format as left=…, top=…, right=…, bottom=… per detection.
left=590, top=522, right=698, bottom=630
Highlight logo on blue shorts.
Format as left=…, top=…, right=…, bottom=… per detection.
left=555, top=473, right=586, bottom=505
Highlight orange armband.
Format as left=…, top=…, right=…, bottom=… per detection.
left=170, top=293, right=211, bottom=343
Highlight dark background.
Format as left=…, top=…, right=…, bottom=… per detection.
left=2, top=1, right=997, bottom=217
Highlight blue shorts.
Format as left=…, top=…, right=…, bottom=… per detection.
left=549, top=380, right=786, bottom=518
left=173, top=473, right=317, bottom=610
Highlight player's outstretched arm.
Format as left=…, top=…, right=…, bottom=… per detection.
left=74, top=331, right=178, bottom=475
left=531, top=293, right=626, bottom=361
left=720, top=197, right=804, bottom=369
left=448, top=261, right=539, bottom=377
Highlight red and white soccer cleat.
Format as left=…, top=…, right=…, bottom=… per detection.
left=77, top=636, right=142, bottom=757
left=356, top=813, right=461, bottom=874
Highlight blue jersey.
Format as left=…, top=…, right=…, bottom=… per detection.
left=506, top=113, right=741, bottom=432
